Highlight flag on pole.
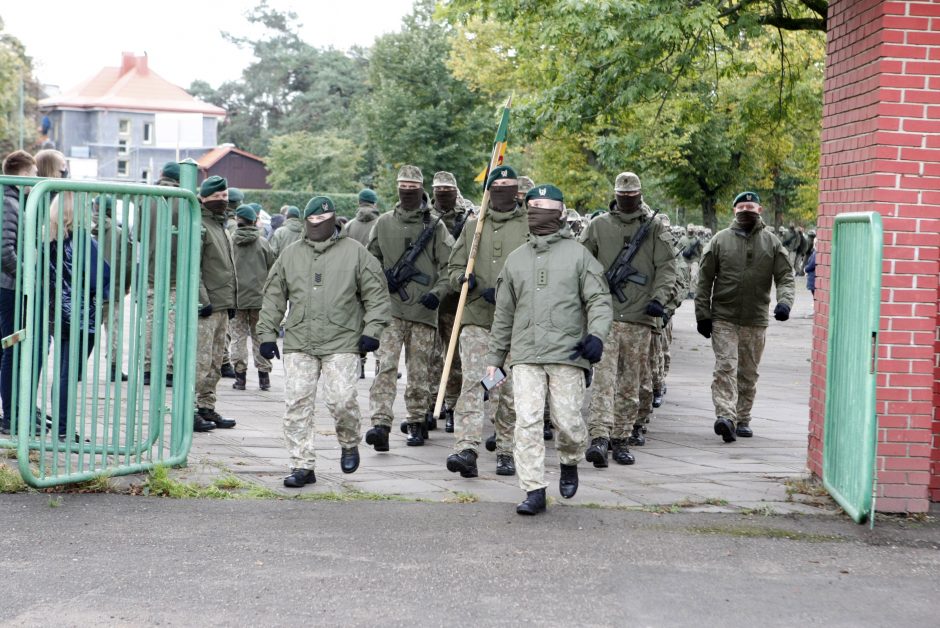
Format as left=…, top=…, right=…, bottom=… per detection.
left=474, top=102, right=511, bottom=183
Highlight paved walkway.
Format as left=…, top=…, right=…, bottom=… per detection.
left=175, top=283, right=831, bottom=514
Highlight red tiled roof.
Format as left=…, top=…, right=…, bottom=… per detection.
left=39, top=53, right=225, bottom=116
left=197, top=145, right=266, bottom=169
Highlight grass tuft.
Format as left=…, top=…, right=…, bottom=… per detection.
left=0, top=463, right=27, bottom=493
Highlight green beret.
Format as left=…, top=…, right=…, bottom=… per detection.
left=358, top=189, right=378, bottom=204
left=199, top=175, right=227, bottom=197
left=228, top=187, right=245, bottom=204
left=248, top=202, right=262, bottom=213
left=733, top=191, right=760, bottom=206
left=160, top=162, right=180, bottom=182
left=235, top=204, right=257, bottom=223
left=285, top=206, right=301, bottom=218
left=304, top=195, right=336, bottom=217
left=525, top=183, right=564, bottom=203
left=485, top=165, right=518, bottom=189
left=94, top=194, right=114, bottom=214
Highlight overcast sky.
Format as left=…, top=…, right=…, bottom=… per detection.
left=1, top=0, right=415, bottom=92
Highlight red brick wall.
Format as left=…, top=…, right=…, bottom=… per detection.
left=812, top=0, right=940, bottom=513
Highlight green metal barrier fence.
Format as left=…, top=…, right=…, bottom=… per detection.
left=823, top=211, right=883, bottom=525
left=0, top=162, right=201, bottom=487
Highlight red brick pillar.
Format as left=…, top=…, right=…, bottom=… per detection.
left=812, top=0, right=940, bottom=513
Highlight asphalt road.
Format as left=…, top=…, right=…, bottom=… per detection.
left=1, top=494, right=937, bottom=627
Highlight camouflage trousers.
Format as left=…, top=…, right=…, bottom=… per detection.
left=99, top=296, right=125, bottom=368
left=282, top=352, right=361, bottom=471
left=687, top=262, right=700, bottom=298
left=370, top=317, right=437, bottom=426
left=587, top=321, right=651, bottom=439
left=662, top=318, right=673, bottom=377
left=638, top=327, right=662, bottom=426
left=513, top=363, right=587, bottom=492
left=711, top=320, right=767, bottom=426
left=144, top=287, right=175, bottom=374
left=428, top=305, right=462, bottom=409
left=453, top=325, right=515, bottom=456
left=195, top=311, right=227, bottom=409
left=229, top=309, right=271, bottom=374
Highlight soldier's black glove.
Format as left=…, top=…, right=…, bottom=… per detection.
left=569, top=334, right=603, bottom=363
left=260, top=342, right=280, bottom=360
left=459, top=273, right=477, bottom=291
left=645, top=300, right=665, bottom=318
left=359, top=335, right=380, bottom=353
left=227, top=309, right=236, bottom=320
left=419, top=293, right=440, bottom=310
left=697, top=319, right=712, bottom=339
left=198, top=304, right=213, bottom=318
left=774, top=303, right=790, bottom=321
left=482, top=288, right=496, bottom=304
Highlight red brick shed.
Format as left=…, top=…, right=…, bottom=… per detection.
left=812, top=0, right=940, bottom=512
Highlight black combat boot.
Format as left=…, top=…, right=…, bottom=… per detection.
left=406, top=421, right=426, bottom=446
left=559, top=464, right=579, bottom=499
left=110, top=365, right=128, bottom=382
left=585, top=437, right=609, bottom=468
left=484, top=433, right=497, bottom=452
left=258, top=371, right=271, bottom=391
left=714, top=417, right=737, bottom=443
left=220, top=363, right=236, bottom=378
left=628, top=424, right=646, bottom=447
left=496, top=454, right=516, bottom=476
left=610, top=439, right=635, bottom=465
left=516, top=488, right=547, bottom=515
left=193, top=411, right=216, bottom=433
left=543, top=419, right=554, bottom=441
left=652, top=388, right=664, bottom=408
left=143, top=371, right=151, bottom=386
left=443, top=405, right=454, bottom=433
left=232, top=372, right=246, bottom=390
left=340, top=447, right=360, bottom=474
left=446, top=449, right=478, bottom=478
left=425, top=409, right=437, bottom=431
left=359, top=356, right=366, bottom=380
left=365, top=425, right=390, bottom=452
left=735, top=424, right=753, bottom=438
left=199, top=408, right=236, bottom=429
left=400, top=419, right=409, bottom=434
left=283, top=468, right=316, bottom=487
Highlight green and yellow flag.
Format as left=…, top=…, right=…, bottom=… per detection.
left=474, top=97, right=511, bottom=183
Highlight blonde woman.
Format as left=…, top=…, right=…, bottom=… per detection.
left=34, top=149, right=68, bottom=179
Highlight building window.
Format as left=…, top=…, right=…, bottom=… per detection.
left=141, top=169, right=150, bottom=183
left=118, top=139, right=128, bottom=156
left=143, top=122, right=153, bottom=144
left=117, top=160, right=129, bottom=177
left=118, top=119, right=131, bottom=135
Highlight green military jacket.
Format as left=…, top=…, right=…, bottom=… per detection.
left=431, top=200, right=470, bottom=315
left=343, top=205, right=380, bottom=247
left=447, top=205, right=528, bottom=330
left=695, top=217, right=795, bottom=327
left=367, top=201, right=454, bottom=329
left=486, top=229, right=612, bottom=371
left=258, top=233, right=390, bottom=356
left=92, top=215, right=134, bottom=295
left=677, top=234, right=703, bottom=266
left=232, top=226, right=275, bottom=310
left=148, top=177, right=181, bottom=288
left=270, top=217, right=303, bottom=258
left=198, top=209, right=236, bottom=311
left=580, top=207, right=677, bottom=328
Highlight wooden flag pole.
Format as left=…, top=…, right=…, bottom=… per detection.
left=432, top=96, right=512, bottom=420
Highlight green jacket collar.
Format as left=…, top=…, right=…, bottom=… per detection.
left=527, top=229, right=569, bottom=252
left=730, top=216, right=766, bottom=237
left=490, top=204, right=525, bottom=223
left=302, top=230, right=343, bottom=253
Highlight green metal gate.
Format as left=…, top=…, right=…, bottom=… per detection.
left=823, top=211, right=883, bottom=524
left=0, top=162, right=201, bottom=487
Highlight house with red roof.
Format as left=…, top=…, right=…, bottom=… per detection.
left=39, top=52, right=226, bottom=182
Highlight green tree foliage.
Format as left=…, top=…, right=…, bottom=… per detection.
left=266, top=130, right=364, bottom=192
left=360, top=0, right=492, bottom=202
left=0, top=18, right=39, bottom=154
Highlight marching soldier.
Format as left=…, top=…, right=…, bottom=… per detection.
left=258, top=196, right=389, bottom=486
left=516, top=175, right=535, bottom=204
left=343, top=189, right=381, bottom=247
left=580, top=172, right=677, bottom=467
left=695, top=191, right=794, bottom=442
left=486, top=183, right=612, bottom=515
left=269, top=206, right=302, bottom=258
left=194, top=176, right=238, bottom=432
left=445, top=166, right=529, bottom=478
left=365, top=165, right=454, bottom=448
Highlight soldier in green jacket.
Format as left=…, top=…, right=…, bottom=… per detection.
left=91, top=194, right=133, bottom=383
left=580, top=172, right=677, bottom=467
left=695, top=191, right=795, bottom=443
left=258, top=196, right=390, bottom=486
left=269, top=206, right=302, bottom=258
left=230, top=204, right=276, bottom=392
left=445, top=166, right=529, bottom=479
left=194, top=176, right=238, bottom=432
left=365, top=165, right=454, bottom=448
left=343, top=189, right=381, bottom=247
left=486, top=184, right=612, bottom=516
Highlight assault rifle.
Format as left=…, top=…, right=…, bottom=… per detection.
left=605, top=208, right=660, bottom=304
left=385, top=212, right=443, bottom=301
left=450, top=211, right=468, bottom=240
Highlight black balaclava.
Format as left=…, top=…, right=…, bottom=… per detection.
left=434, top=189, right=458, bottom=212
left=490, top=186, right=519, bottom=212
left=614, top=193, right=643, bottom=213
left=398, top=187, right=423, bottom=211
left=305, top=215, right=336, bottom=242
left=527, top=205, right=563, bottom=236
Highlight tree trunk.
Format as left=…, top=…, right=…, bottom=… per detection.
left=702, top=195, right=718, bottom=232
